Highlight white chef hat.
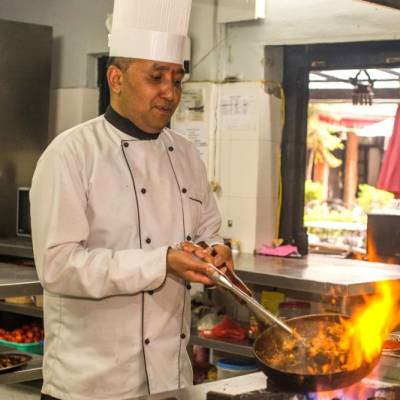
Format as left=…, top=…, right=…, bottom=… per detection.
left=108, top=0, right=192, bottom=65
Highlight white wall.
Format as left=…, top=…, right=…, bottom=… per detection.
left=0, top=0, right=112, bottom=88
left=190, top=0, right=400, bottom=81
left=48, top=88, right=99, bottom=138
left=3, top=0, right=399, bottom=87
left=189, top=0, right=220, bottom=81
left=2, top=0, right=399, bottom=85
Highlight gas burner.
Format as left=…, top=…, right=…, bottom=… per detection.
left=206, top=384, right=400, bottom=400
left=206, top=389, right=302, bottom=399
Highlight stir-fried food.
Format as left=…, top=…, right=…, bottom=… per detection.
left=259, top=321, right=355, bottom=375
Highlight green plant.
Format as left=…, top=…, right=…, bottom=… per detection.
left=305, top=180, right=324, bottom=204
left=306, top=105, right=344, bottom=180
left=357, top=184, right=394, bottom=214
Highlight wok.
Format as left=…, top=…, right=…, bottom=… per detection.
left=253, top=313, right=381, bottom=393
left=191, top=242, right=381, bottom=392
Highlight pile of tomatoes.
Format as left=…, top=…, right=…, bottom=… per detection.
left=0, top=322, right=44, bottom=343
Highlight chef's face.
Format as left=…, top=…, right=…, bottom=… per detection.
left=108, top=58, right=184, bottom=133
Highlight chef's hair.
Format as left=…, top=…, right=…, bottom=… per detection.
left=107, top=57, right=136, bottom=72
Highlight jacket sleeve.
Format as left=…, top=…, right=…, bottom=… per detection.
left=30, top=145, right=167, bottom=299
left=194, top=161, right=224, bottom=246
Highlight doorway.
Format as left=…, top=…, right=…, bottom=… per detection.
left=279, top=40, right=400, bottom=255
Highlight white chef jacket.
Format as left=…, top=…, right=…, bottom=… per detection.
left=30, top=110, right=222, bottom=400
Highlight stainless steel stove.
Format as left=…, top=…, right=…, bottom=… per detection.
left=206, top=377, right=400, bottom=400
left=142, top=372, right=400, bottom=400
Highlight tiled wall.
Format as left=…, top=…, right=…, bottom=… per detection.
left=176, top=81, right=282, bottom=253
left=215, top=82, right=281, bottom=253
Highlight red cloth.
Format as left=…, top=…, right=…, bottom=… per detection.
left=319, top=114, right=385, bottom=129
left=199, top=315, right=247, bottom=341
left=377, top=105, right=400, bottom=198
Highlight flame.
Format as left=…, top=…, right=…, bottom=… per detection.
left=312, top=383, right=372, bottom=400
left=315, top=280, right=400, bottom=399
left=341, top=281, right=400, bottom=370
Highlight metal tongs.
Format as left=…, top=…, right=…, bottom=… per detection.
left=178, top=241, right=297, bottom=338
left=206, top=263, right=295, bottom=336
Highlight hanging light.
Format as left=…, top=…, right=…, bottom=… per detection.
left=349, top=69, right=375, bottom=106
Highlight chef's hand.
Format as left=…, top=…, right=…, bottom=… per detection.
left=179, top=241, right=234, bottom=273
left=212, top=244, right=234, bottom=271
left=166, top=248, right=214, bottom=285
left=179, top=241, right=215, bottom=263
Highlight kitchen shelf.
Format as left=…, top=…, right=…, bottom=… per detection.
left=190, top=332, right=254, bottom=358
left=0, top=302, right=43, bottom=318
left=0, top=263, right=41, bottom=298
left=0, top=346, right=42, bottom=384
left=0, top=238, right=33, bottom=260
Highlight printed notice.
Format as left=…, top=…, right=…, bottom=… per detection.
left=172, top=88, right=209, bottom=166
left=219, top=93, right=257, bottom=131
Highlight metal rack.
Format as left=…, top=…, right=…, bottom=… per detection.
left=190, top=332, right=253, bottom=357
left=0, top=262, right=42, bottom=383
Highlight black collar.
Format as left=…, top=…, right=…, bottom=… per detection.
left=104, top=106, right=161, bottom=140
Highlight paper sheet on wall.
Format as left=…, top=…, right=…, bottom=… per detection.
left=220, top=92, right=257, bottom=131
left=173, top=88, right=209, bottom=166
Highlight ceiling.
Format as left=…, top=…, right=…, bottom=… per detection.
left=309, top=68, right=400, bottom=101
left=309, top=68, right=400, bottom=89
left=361, top=0, right=400, bottom=10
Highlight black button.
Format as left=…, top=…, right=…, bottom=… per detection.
left=123, top=142, right=129, bottom=148
left=182, top=188, right=187, bottom=194
left=168, top=146, right=174, bottom=151
left=186, top=235, right=192, bottom=241
left=148, top=290, right=154, bottom=295
left=186, top=284, right=192, bottom=290
left=180, top=333, right=186, bottom=339
left=144, top=338, right=150, bottom=345
left=146, top=238, right=151, bottom=244
left=141, top=188, right=146, bottom=194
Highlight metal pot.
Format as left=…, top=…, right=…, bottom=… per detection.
left=253, top=313, right=381, bottom=392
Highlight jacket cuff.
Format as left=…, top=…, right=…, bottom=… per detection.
left=203, top=236, right=224, bottom=248
left=141, top=245, right=169, bottom=292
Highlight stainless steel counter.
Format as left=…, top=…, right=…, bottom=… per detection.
left=233, top=253, right=400, bottom=297
left=0, top=253, right=399, bottom=300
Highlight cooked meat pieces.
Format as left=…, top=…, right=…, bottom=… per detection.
left=260, top=322, right=353, bottom=375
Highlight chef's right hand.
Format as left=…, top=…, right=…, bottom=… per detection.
left=166, top=248, right=214, bottom=285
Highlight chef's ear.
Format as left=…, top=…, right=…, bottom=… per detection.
left=107, top=65, right=124, bottom=94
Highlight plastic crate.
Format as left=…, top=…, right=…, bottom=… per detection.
left=0, top=339, right=43, bottom=355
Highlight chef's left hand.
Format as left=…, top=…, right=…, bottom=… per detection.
left=212, top=244, right=234, bottom=271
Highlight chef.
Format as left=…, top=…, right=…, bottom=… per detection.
left=30, top=0, right=233, bottom=399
